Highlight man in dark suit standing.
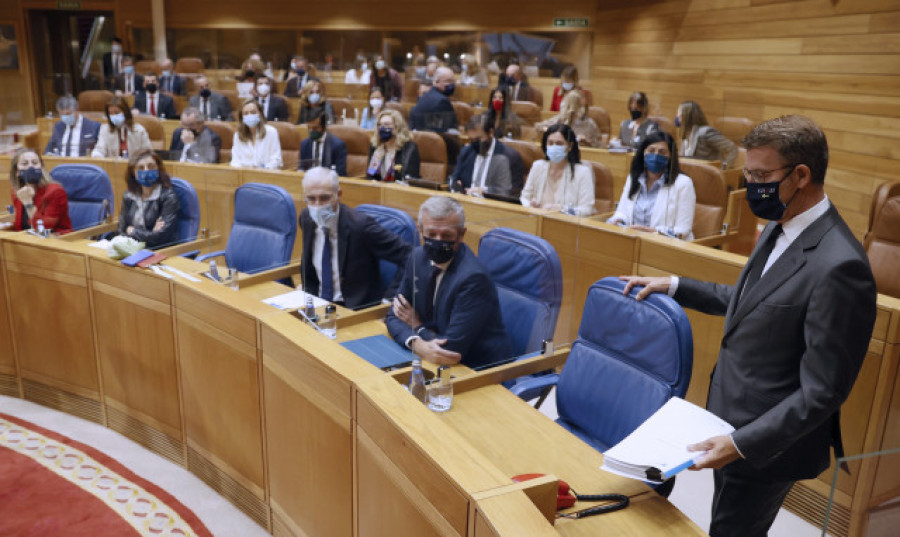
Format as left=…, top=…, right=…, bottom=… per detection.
left=409, top=67, right=458, bottom=134
left=622, top=115, right=877, bottom=537
left=158, top=58, right=187, bottom=96
left=450, top=115, right=513, bottom=197
left=169, top=107, right=221, bottom=163
left=102, top=37, right=124, bottom=90
left=44, top=95, right=101, bottom=157
left=189, top=76, right=233, bottom=121
left=113, top=56, right=142, bottom=96
left=133, top=74, right=178, bottom=119
left=387, top=196, right=513, bottom=369
left=299, top=167, right=412, bottom=309
left=254, top=75, right=290, bottom=122
left=298, top=113, right=347, bottom=176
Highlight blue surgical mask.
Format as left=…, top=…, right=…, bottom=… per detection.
left=309, top=203, right=337, bottom=228
left=375, top=60, right=386, bottom=71
left=746, top=168, right=798, bottom=221
left=644, top=153, right=669, bottom=174
left=123, top=65, right=134, bottom=75
left=423, top=237, right=456, bottom=264
left=61, top=114, right=76, bottom=127
left=242, top=113, right=260, bottom=128
left=161, top=70, right=171, bottom=78
left=561, top=82, right=574, bottom=91
left=308, top=93, right=322, bottom=105
left=110, top=113, right=126, bottom=127
left=19, top=167, right=43, bottom=185
left=546, top=145, right=567, bottom=163
left=135, top=169, right=159, bottom=187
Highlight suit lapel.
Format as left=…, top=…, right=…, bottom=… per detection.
left=337, top=205, right=350, bottom=275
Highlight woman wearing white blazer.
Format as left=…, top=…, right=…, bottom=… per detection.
left=520, top=124, right=595, bottom=216
left=607, top=131, right=696, bottom=239
left=91, top=96, right=152, bottom=159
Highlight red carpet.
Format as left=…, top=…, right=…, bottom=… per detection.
left=0, top=413, right=212, bottom=536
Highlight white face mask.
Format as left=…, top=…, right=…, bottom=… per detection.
left=242, top=113, right=260, bottom=128
left=308, top=93, right=321, bottom=104
left=361, top=63, right=368, bottom=71
left=111, top=44, right=122, bottom=54
left=369, top=98, right=384, bottom=109
left=375, top=60, right=386, bottom=70
left=561, top=82, right=574, bottom=91
left=257, top=84, right=270, bottom=96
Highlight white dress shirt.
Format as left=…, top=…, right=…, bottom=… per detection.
left=311, top=208, right=343, bottom=302
left=60, top=115, right=84, bottom=157
left=762, top=195, right=831, bottom=275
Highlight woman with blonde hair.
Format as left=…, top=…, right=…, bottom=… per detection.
left=231, top=99, right=283, bottom=169
left=91, top=96, right=152, bottom=158
left=459, top=54, right=489, bottom=87
left=365, top=109, right=420, bottom=181
left=297, top=80, right=335, bottom=125
left=2, top=147, right=71, bottom=233
left=550, top=66, right=592, bottom=112
left=536, top=90, right=602, bottom=148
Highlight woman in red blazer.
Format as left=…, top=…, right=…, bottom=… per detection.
left=550, top=66, right=592, bottom=112
left=3, top=148, right=72, bottom=234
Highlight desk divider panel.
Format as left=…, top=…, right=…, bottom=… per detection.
left=0, top=244, right=17, bottom=395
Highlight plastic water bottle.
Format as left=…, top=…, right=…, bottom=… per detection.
left=320, top=304, right=337, bottom=339
left=36, top=219, right=46, bottom=236
left=209, top=259, right=220, bottom=281
left=121, top=149, right=129, bottom=161
left=304, top=295, right=319, bottom=324
left=408, top=358, right=427, bottom=404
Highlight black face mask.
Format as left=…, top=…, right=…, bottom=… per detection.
left=630, top=109, right=642, bottom=121
left=199, top=88, right=212, bottom=98
left=145, top=83, right=158, bottom=94
left=746, top=167, right=798, bottom=221
left=245, top=70, right=256, bottom=79
left=19, top=167, right=43, bottom=185
left=423, top=237, right=456, bottom=264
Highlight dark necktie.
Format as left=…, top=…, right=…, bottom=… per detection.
left=424, top=265, right=442, bottom=322
left=62, top=126, right=72, bottom=156
left=261, top=98, right=267, bottom=117
left=741, top=224, right=782, bottom=300
left=320, top=230, right=334, bottom=301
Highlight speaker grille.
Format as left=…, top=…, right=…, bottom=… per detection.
left=0, top=373, right=18, bottom=396
left=187, top=446, right=270, bottom=528
left=22, top=380, right=102, bottom=424
left=783, top=482, right=850, bottom=537
left=271, top=508, right=299, bottom=537
left=106, top=405, right=184, bottom=466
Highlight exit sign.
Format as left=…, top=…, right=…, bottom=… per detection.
left=58, top=0, right=82, bottom=9
left=553, top=17, right=589, bottom=28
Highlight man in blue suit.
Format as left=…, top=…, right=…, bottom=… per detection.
left=158, top=59, right=187, bottom=96
left=386, top=196, right=513, bottom=369
left=44, top=95, right=101, bottom=157
left=409, top=67, right=458, bottom=134
left=298, top=112, right=347, bottom=176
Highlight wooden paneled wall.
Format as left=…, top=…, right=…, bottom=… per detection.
left=587, top=0, right=900, bottom=239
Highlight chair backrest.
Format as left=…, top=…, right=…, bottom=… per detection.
left=133, top=115, right=165, bottom=149
left=680, top=161, right=727, bottom=239
left=511, top=101, right=541, bottom=125
left=410, top=131, right=447, bottom=181
left=169, top=177, right=201, bottom=244
left=135, top=60, right=159, bottom=75
left=503, top=140, right=545, bottom=179
left=49, top=164, right=114, bottom=231
left=329, top=98, right=352, bottom=121
left=270, top=121, right=300, bottom=170
left=556, top=277, right=693, bottom=451
left=713, top=116, right=754, bottom=145
left=522, top=86, right=543, bottom=108
left=205, top=121, right=235, bottom=150
left=649, top=115, right=674, bottom=136
left=175, top=57, right=205, bottom=74
left=355, top=204, right=419, bottom=294
left=864, top=182, right=900, bottom=298
left=78, top=90, right=114, bottom=112
left=403, top=78, right=421, bottom=103
left=328, top=124, right=370, bottom=177
left=451, top=101, right=474, bottom=129
left=866, top=181, right=900, bottom=238
left=478, top=228, right=563, bottom=356
left=589, top=161, right=615, bottom=214
left=217, top=90, right=242, bottom=119
left=586, top=106, right=611, bottom=136
left=385, top=101, right=411, bottom=122
left=225, top=183, right=297, bottom=274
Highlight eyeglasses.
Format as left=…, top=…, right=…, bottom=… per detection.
left=742, top=164, right=797, bottom=183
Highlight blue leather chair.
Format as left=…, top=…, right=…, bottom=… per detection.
left=49, top=164, right=114, bottom=230
left=169, top=177, right=200, bottom=245
left=197, top=183, right=297, bottom=274
left=355, top=204, right=419, bottom=295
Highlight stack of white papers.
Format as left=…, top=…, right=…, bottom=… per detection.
left=601, top=397, right=734, bottom=483
left=263, top=289, right=329, bottom=310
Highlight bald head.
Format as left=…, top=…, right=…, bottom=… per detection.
left=506, top=64, right=521, bottom=81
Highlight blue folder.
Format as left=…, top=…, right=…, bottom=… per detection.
left=341, top=335, right=414, bottom=370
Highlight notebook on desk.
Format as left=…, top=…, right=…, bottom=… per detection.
left=341, top=334, right=413, bottom=370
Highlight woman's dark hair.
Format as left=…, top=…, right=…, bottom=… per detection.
left=125, top=149, right=172, bottom=195
left=628, top=130, right=680, bottom=199
left=488, top=87, right=511, bottom=120
left=367, top=86, right=384, bottom=112
left=105, top=96, right=134, bottom=129
left=627, top=91, right=649, bottom=118
left=541, top=123, right=581, bottom=174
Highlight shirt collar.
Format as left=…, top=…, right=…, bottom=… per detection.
left=638, top=173, right=665, bottom=193
left=781, top=195, right=830, bottom=243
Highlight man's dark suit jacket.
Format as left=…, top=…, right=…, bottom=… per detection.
left=258, top=95, right=290, bottom=122
left=283, top=73, right=319, bottom=97
left=451, top=140, right=517, bottom=195
left=44, top=116, right=101, bottom=156
left=114, top=73, right=144, bottom=94
left=169, top=126, right=222, bottom=163
left=189, top=93, right=233, bottom=121
left=385, top=243, right=514, bottom=370
left=159, top=74, right=187, bottom=96
left=497, top=141, right=526, bottom=194
left=298, top=134, right=348, bottom=176
left=299, top=204, right=411, bottom=309
left=409, top=87, right=457, bottom=133
left=133, top=91, right=178, bottom=119
left=674, top=204, right=876, bottom=481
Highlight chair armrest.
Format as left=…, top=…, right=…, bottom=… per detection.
left=508, top=373, right=560, bottom=401
left=60, top=221, right=119, bottom=241
left=236, top=260, right=301, bottom=287
left=157, top=232, right=222, bottom=257
left=195, top=250, right=226, bottom=263
left=451, top=347, right=569, bottom=395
